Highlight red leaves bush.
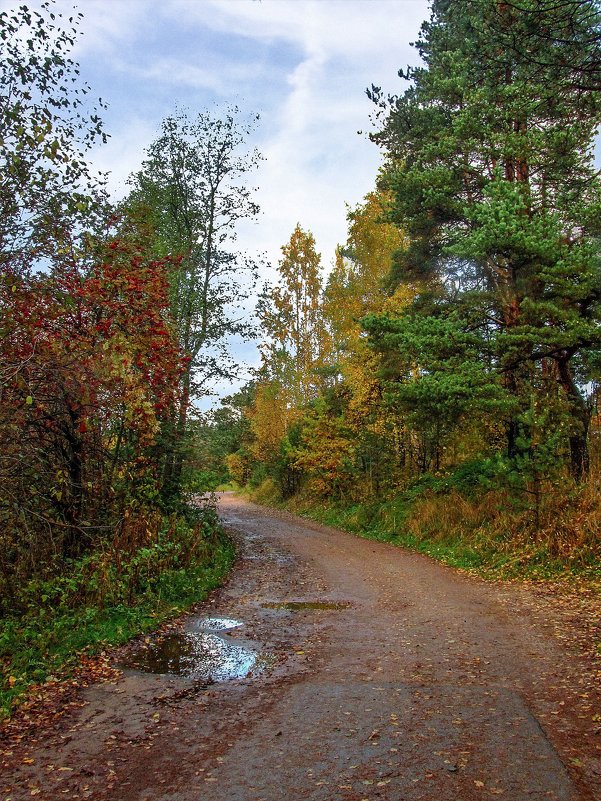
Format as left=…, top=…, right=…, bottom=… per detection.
left=0, top=240, right=184, bottom=606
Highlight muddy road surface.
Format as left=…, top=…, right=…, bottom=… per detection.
left=2, top=493, right=600, bottom=800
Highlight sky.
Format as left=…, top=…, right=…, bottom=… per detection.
left=10, top=0, right=598, bottom=404
left=17, top=0, right=430, bottom=400
left=67, top=0, right=430, bottom=265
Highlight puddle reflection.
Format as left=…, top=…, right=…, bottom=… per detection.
left=121, top=617, right=256, bottom=680
left=262, top=600, right=350, bottom=611
left=191, top=617, right=243, bottom=631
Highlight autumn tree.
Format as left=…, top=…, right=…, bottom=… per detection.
left=0, top=2, right=186, bottom=604
left=324, top=189, right=407, bottom=356
left=0, top=236, right=183, bottom=598
left=125, top=108, right=261, bottom=498
left=259, top=224, right=331, bottom=407
left=237, top=225, right=329, bottom=493
left=239, top=196, right=411, bottom=499
left=0, top=1, right=108, bottom=273
left=292, top=395, right=357, bottom=499
left=301, top=190, right=414, bottom=496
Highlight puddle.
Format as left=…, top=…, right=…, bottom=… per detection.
left=190, top=617, right=243, bottom=632
left=245, top=554, right=294, bottom=565
left=120, top=617, right=258, bottom=680
left=121, top=631, right=257, bottom=681
left=262, top=600, right=350, bottom=611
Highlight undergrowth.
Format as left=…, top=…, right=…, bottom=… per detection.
left=0, top=504, right=235, bottom=719
left=248, top=466, right=601, bottom=585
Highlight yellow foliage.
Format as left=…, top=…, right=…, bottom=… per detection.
left=248, top=379, right=300, bottom=464
left=261, top=224, right=332, bottom=407
left=225, top=452, right=247, bottom=485
left=294, top=407, right=355, bottom=498
left=324, top=189, right=407, bottom=354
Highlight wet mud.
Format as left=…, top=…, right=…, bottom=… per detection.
left=261, top=600, right=351, bottom=611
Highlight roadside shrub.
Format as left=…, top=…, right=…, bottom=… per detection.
left=251, top=478, right=281, bottom=505
left=0, top=504, right=234, bottom=719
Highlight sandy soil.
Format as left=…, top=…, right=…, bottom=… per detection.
left=1, top=493, right=600, bottom=801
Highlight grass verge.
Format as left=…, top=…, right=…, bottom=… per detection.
left=0, top=511, right=235, bottom=720
left=248, top=479, right=600, bottom=585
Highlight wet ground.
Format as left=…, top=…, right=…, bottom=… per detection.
left=1, top=493, right=600, bottom=800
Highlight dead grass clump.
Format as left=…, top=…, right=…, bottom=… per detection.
left=534, top=475, right=601, bottom=562
left=405, top=489, right=503, bottom=539
left=404, top=475, right=601, bottom=572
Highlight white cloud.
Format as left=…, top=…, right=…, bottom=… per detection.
left=88, top=116, right=157, bottom=198
left=115, top=56, right=270, bottom=96
left=66, top=0, right=150, bottom=56
left=153, top=0, right=427, bottom=268
left=212, top=2, right=427, bottom=274
left=171, top=0, right=426, bottom=61
left=40, top=0, right=429, bottom=272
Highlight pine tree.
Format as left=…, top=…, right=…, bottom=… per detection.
left=369, top=0, right=601, bottom=481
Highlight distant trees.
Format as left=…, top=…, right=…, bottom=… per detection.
left=229, top=196, right=407, bottom=500
left=243, top=225, right=329, bottom=493
left=258, top=224, right=331, bottom=407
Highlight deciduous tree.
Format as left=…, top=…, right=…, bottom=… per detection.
left=125, top=108, right=261, bottom=497
left=0, top=236, right=183, bottom=595
left=0, top=0, right=108, bottom=272
left=259, top=224, right=331, bottom=407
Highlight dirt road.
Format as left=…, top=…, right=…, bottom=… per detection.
left=2, top=493, right=600, bottom=800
